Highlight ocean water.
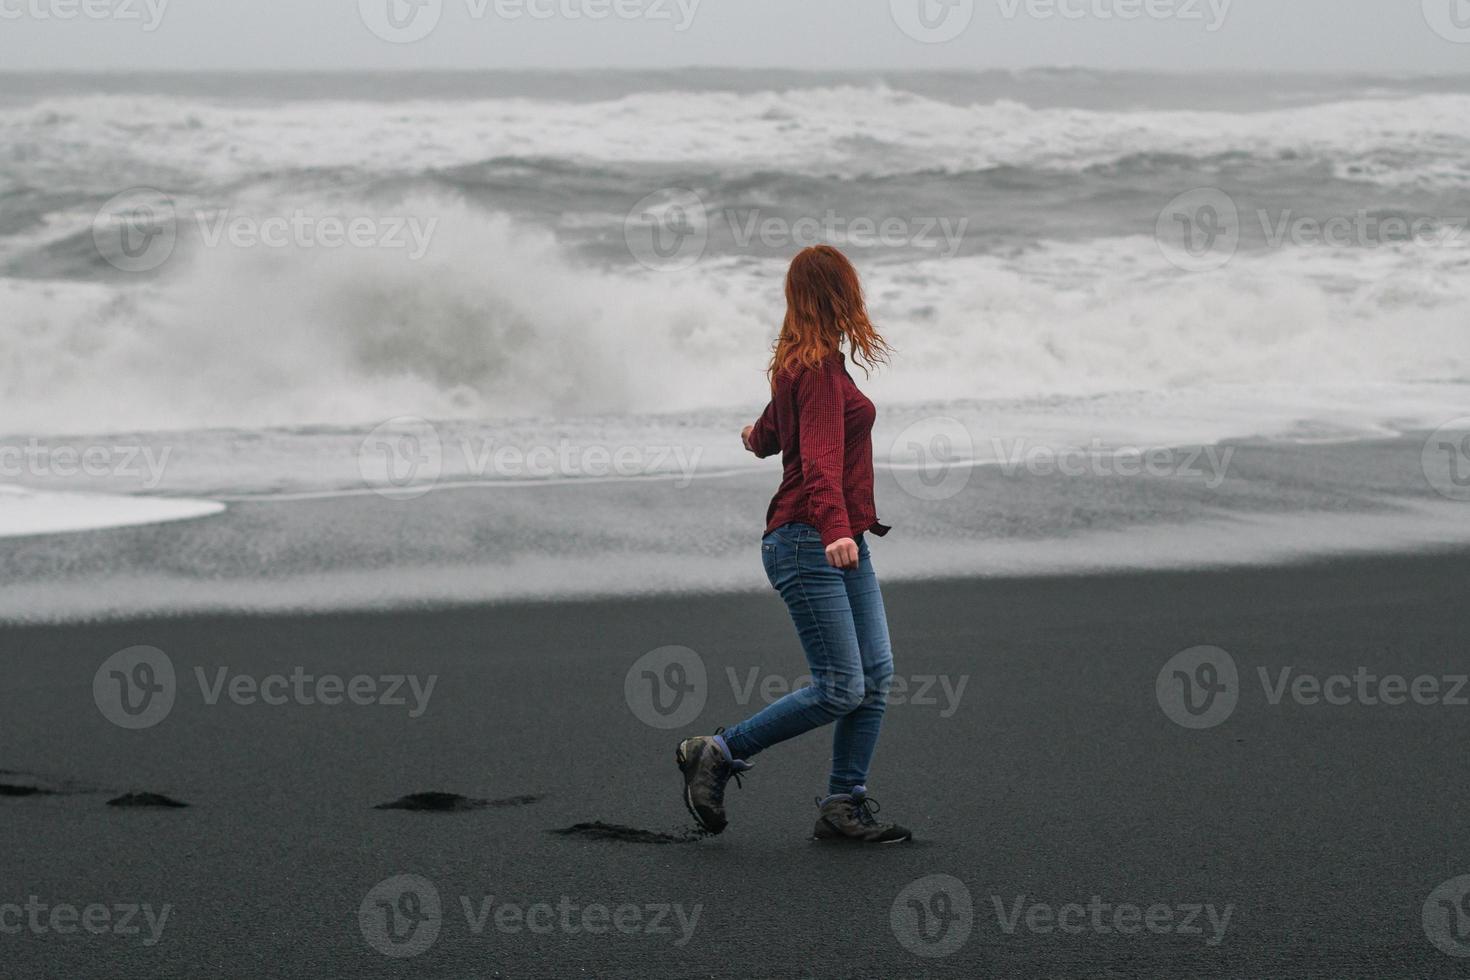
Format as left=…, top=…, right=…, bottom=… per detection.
left=1, top=69, right=1468, bottom=600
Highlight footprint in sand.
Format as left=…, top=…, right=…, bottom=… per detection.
left=550, top=822, right=708, bottom=844
left=375, top=791, right=546, bottom=812
left=107, top=792, right=190, bottom=808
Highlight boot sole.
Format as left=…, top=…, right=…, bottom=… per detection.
left=812, top=818, right=912, bottom=844
left=810, top=833, right=912, bottom=844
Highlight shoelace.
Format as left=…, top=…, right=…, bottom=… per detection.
left=711, top=728, right=752, bottom=800
left=849, top=796, right=883, bottom=827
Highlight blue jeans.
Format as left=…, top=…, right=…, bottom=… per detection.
left=720, top=522, right=896, bottom=797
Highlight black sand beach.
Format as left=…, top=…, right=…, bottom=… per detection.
left=3, top=551, right=1469, bottom=978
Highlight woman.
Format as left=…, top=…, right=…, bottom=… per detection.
left=676, top=245, right=910, bottom=845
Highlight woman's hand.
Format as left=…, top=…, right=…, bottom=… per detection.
left=741, top=425, right=756, bottom=454
left=825, top=537, right=859, bottom=570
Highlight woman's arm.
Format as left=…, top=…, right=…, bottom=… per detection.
left=796, top=364, right=854, bottom=563
left=743, top=400, right=781, bottom=458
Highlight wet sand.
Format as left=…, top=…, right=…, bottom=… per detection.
left=2, top=551, right=1469, bottom=977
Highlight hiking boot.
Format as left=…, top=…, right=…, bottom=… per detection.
left=675, top=729, right=751, bottom=835
left=811, top=787, right=911, bottom=844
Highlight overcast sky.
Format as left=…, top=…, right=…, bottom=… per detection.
left=1, top=0, right=1467, bottom=73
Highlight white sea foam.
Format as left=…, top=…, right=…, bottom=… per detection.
left=2, top=198, right=1467, bottom=438
left=5, top=88, right=1469, bottom=187
left=0, top=484, right=223, bottom=538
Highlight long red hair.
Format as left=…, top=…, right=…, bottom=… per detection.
left=767, top=245, right=891, bottom=387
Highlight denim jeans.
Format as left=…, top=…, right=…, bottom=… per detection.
left=720, top=522, right=896, bottom=797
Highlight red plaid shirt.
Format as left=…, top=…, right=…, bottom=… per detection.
left=748, top=352, right=890, bottom=547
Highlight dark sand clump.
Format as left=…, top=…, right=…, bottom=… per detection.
left=375, top=791, right=546, bottom=811
left=0, top=783, right=56, bottom=797
left=107, top=792, right=190, bottom=808
left=550, top=822, right=707, bottom=844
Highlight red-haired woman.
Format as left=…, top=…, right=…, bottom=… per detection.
left=677, top=245, right=911, bottom=844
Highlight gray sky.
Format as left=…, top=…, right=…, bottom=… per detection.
left=1, top=0, right=1467, bottom=73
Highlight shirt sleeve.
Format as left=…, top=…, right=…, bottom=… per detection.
left=747, top=400, right=780, bottom=459
left=796, top=363, right=851, bottom=546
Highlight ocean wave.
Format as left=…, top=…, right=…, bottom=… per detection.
left=3, top=88, right=1469, bottom=190
left=2, top=195, right=1469, bottom=437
